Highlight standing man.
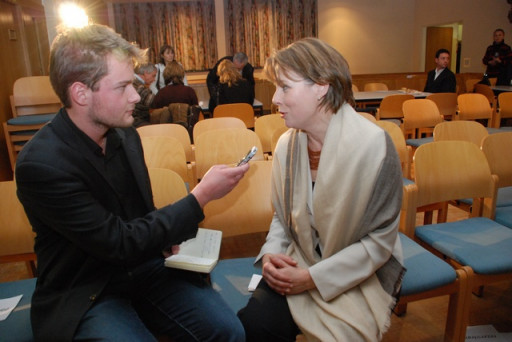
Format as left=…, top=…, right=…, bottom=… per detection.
left=482, top=28, right=512, bottom=85
left=206, top=52, right=255, bottom=110
left=133, top=63, right=156, bottom=127
left=424, top=48, right=457, bottom=93
left=16, top=24, right=248, bottom=342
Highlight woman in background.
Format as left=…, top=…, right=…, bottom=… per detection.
left=237, top=38, right=405, bottom=341
left=209, top=59, right=254, bottom=113
left=150, top=44, right=188, bottom=94
left=151, top=61, right=198, bottom=109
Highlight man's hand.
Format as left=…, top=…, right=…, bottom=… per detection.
left=191, top=163, right=250, bottom=208
left=262, top=253, right=316, bottom=295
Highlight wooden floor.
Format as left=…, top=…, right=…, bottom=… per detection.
left=1, top=205, right=511, bottom=341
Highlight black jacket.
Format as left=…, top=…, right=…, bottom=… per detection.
left=16, top=109, right=203, bottom=341
left=424, top=68, right=457, bottom=93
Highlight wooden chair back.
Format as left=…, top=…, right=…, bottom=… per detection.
left=426, top=92, right=458, bottom=120
left=148, top=168, right=188, bottom=209
left=10, top=76, right=61, bottom=117
left=194, top=128, right=264, bottom=179
left=137, top=123, right=194, bottom=162
left=3, top=121, right=48, bottom=172
left=433, top=120, right=489, bottom=147
left=376, top=120, right=411, bottom=179
left=193, top=117, right=246, bottom=143
left=140, top=136, right=194, bottom=187
left=456, top=93, right=493, bottom=127
left=402, top=99, right=444, bottom=139
left=496, top=92, right=512, bottom=127
left=413, top=141, right=496, bottom=213
left=202, top=160, right=273, bottom=238
left=352, top=84, right=359, bottom=92
left=464, top=78, right=480, bottom=93
left=481, top=132, right=512, bottom=188
left=376, top=94, right=414, bottom=120
left=474, top=84, right=496, bottom=106
left=0, top=180, right=37, bottom=277
left=270, top=126, right=289, bottom=155
left=213, top=103, right=255, bottom=129
left=358, top=112, right=377, bottom=123
left=254, top=114, right=286, bottom=154
left=364, top=82, right=388, bottom=91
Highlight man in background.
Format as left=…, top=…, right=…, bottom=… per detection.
left=424, top=48, right=456, bottom=93
left=133, top=63, right=156, bottom=127
left=482, top=28, right=511, bottom=85
left=207, top=52, right=255, bottom=110
left=16, top=24, right=247, bottom=341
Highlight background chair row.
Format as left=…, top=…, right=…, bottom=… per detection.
left=4, top=76, right=61, bottom=171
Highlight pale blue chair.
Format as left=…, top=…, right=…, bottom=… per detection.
left=402, top=141, right=512, bottom=320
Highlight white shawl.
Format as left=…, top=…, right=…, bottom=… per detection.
left=261, top=104, right=405, bottom=341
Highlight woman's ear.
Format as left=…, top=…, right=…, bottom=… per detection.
left=314, top=83, right=329, bottom=100
left=69, top=82, right=89, bottom=107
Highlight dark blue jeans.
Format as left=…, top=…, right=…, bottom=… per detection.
left=74, top=258, right=245, bottom=341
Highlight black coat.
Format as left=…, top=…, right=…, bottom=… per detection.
left=16, top=109, right=202, bottom=341
left=424, top=68, right=457, bottom=93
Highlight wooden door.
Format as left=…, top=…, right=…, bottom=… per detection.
left=425, top=27, right=453, bottom=71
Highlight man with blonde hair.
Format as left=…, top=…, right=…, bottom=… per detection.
left=16, top=24, right=247, bottom=341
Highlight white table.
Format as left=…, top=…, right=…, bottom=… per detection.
left=355, top=90, right=431, bottom=107
left=199, top=99, right=263, bottom=116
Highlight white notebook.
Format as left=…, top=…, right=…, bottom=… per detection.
left=164, top=228, right=222, bottom=273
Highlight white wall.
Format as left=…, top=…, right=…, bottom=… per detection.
left=318, top=0, right=416, bottom=74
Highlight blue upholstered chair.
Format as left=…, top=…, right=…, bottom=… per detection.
left=481, top=132, right=512, bottom=229
left=203, top=160, right=273, bottom=314
left=402, top=140, right=512, bottom=320
left=395, top=233, right=471, bottom=342
left=402, top=99, right=443, bottom=152
left=4, top=76, right=61, bottom=171
left=0, top=278, right=36, bottom=341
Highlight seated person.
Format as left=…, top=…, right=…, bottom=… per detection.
left=133, top=63, right=156, bottom=127
left=209, top=59, right=254, bottom=113
left=206, top=52, right=255, bottom=97
left=16, top=23, right=248, bottom=341
left=151, top=61, right=198, bottom=109
left=237, top=38, right=404, bottom=341
left=424, top=48, right=456, bottom=93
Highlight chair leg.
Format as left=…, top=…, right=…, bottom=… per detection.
left=393, top=302, right=407, bottom=316
left=444, top=267, right=472, bottom=342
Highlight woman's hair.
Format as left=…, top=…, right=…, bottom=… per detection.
left=264, top=37, right=355, bottom=113
left=217, top=59, right=243, bottom=87
left=163, top=61, right=185, bottom=86
left=49, top=24, right=145, bottom=108
left=158, top=44, right=175, bottom=65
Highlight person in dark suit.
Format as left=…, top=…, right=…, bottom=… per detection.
left=206, top=52, right=255, bottom=110
left=424, top=48, right=457, bottom=93
left=15, top=24, right=248, bottom=342
left=208, top=59, right=255, bottom=113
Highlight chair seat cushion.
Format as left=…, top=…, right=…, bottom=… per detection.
left=7, top=113, right=56, bottom=125
left=458, top=187, right=512, bottom=208
left=415, top=217, right=512, bottom=274
left=399, top=233, right=456, bottom=296
left=406, top=136, right=434, bottom=148
left=210, top=257, right=260, bottom=313
left=495, top=205, right=512, bottom=229
left=0, top=278, right=36, bottom=341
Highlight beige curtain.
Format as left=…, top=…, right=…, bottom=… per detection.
left=227, top=0, right=317, bottom=68
left=112, top=0, right=217, bottom=71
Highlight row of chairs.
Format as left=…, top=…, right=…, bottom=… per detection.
left=137, top=115, right=287, bottom=185
left=1, top=136, right=508, bottom=342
